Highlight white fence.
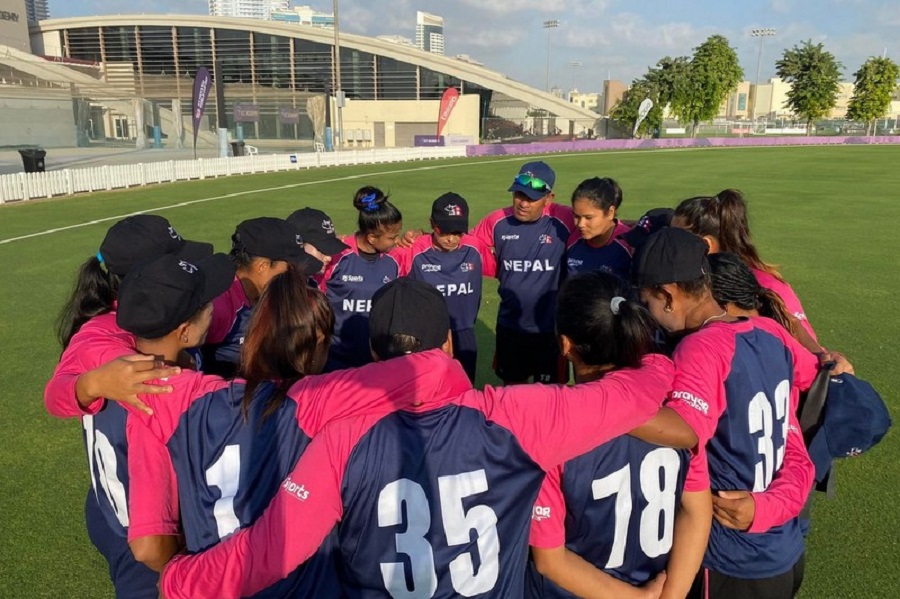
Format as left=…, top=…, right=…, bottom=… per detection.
left=0, top=146, right=469, bottom=204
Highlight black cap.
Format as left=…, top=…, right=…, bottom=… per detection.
left=621, top=208, right=675, bottom=250
left=369, top=279, right=449, bottom=352
left=99, top=215, right=213, bottom=277
left=117, top=253, right=236, bottom=339
left=234, top=217, right=323, bottom=275
left=286, top=208, right=350, bottom=256
left=431, top=192, right=469, bottom=233
left=632, top=227, right=709, bottom=287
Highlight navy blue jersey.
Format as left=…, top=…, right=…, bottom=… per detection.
left=565, top=237, right=633, bottom=281
left=82, top=402, right=132, bottom=538
left=408, top=234, right=495, bottom=331
left=339, top=406, right=545, bottom=598
left=321, top=236, right=407, bottom=370
left=471, top=204, right=575, bottom=334
left=529, top=438, right=690, bottom=598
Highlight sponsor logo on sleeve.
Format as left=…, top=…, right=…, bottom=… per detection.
left=532, top=505, right=552, bottom=521
left=671, top=390, right=709, bottom=415
left=282, top=476, right=310, bottom=501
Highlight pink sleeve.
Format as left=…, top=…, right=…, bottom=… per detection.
left=465, top=235, right=496, bottom=278
left=683, top=447, right=711, bottom=493
left=44, top=324, right=135, bottom=418
left=753, top=270, right=818, bottom=341
left=747, top=407, right=814, bottom=532
left=291, top=349, right=471, bottom=436
left=470, top=354, right=674, bottom=470
left=667, top=335, right=730, bottom=448
left=206, top=281, right=239, bottom=345
left=549, top=203, right=576, bottom=236
left=389, top=245, right=412, bottom=277
left=127, top=417, right=181, bottom=541
left=529, top=466, right=566, bottom=548
left=753, top=317, right=818, bottom=393
left=160, top=422, right=349, bottom=599
left=469, top=210, right=501, bottom=252
left=133, top=372, right=229, bottom=442
left=318, top=246, right=352, bottom=292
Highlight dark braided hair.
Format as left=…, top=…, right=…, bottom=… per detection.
left=708, top=253, right=796, bottom=335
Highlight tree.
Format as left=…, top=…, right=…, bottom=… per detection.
left=609, top=79, right=663, bottom=138
left=669, top=35, right=743, bottom=137
left=645, top=56, right=691, bottom=107
left=846, top=56, right=900, bottom=135
left=775, top=40, right=843, bottom=135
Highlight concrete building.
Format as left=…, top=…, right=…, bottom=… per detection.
left=270, top=5, right=334, bottom=28
left=208, top=0, right=289, bottom=20
left=1, top=0, right=30, bottom=51
left=602, top=80, right=626, bottom=115
left=376, top=35, right=414, bottom=47
left=415, top=11, right=443, bottom=55
left=569, top=90, right=601, bottom=113
left=25, top=0, right=48, bottom=21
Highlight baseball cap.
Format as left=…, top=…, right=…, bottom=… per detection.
left=508, top=161, right=555, bottom=201
left=98, top=215, right=213, bottom=277
left=234, top=217, right=323, bottom=275
left=807, top=373, right=892, bottom=484
left=286, top=208, right=350, bottom=256
left=632, top=227, right=709, bottom=287
left=431, top=192, right=469, bottom=233
left=117, top=253, right=236, bottom=339
left=621, top=208, right=675, bottom=250
left=369, top=278, right=450, bottom=352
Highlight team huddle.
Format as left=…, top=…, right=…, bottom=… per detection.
left=46, top=160, right=889, bottom=599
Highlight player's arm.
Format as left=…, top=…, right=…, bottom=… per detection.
left=533, top=547, right=665, bottom=599
left=160, top=428, right=346, bottom=599
left=659, top=488, right=712, bottom=599
left=73, top=355, right=180, bottom=415
left=629, top=407, right=698, bottom=449
left=479, top=354, right=674, bottom=469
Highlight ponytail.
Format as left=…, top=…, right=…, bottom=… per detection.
left=556, top=272, right=655, bottom=369
left=757, top=288, right=797, bottom=336
left=56, top=256, right=120, bottom=348
left=708, top=252, right=795, bottom=333
left=353, top=186, right=402, bottom=235
left=240, top=267, right=335, bottom=423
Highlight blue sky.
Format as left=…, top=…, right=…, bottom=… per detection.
left=56, top=1, right=898, bottom=92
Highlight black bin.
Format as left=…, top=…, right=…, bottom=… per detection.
left=230, top=141, right=246, bottom=157
left=19, top=148, right=47, bottom=173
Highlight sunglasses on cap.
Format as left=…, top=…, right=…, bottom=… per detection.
left=514, top=173, right=552, bottom=192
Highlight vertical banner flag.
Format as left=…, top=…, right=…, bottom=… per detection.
left=436, top=87, right=460, bottom=137
left=192, top=67, right=212, bottom=158
left=633, top=97, right=654, bottom=138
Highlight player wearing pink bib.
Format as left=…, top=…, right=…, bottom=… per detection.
left=158, top=279, right=675, bottom=599
left=634, top=228, right=819, bottom=599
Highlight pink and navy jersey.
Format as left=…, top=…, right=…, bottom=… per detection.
left=408, top=233, right=496, bottom=331
left=565, top=221, right=633, bottom=280
left=752, top=267, right=818, bottom=341
left=528, top=438, right=691, bottom=597
left=668, top=317, right=818, bottom=579
left=159, top=354, right=675, bottom=599
left=46, top=312, right=137, bottom=538
left=201, top=277, right=252, bottom=377
left=471, top=203, right=575, bottom=334
left=319, top=235, right=410, bottom=369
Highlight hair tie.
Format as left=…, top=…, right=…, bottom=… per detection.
left=610, top=296, right=626, bottom=315
left=361, top=192, right=380, bottom=212
left=96, top=251, right=105, bottom=265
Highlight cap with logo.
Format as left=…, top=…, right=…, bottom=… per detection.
left=508, top=161, right=556, bottom=201
left=631, top=227, right=709, bottom=287
left=234, top=217, right=323, bottom=275
left=98, top=215, right=214, bottom=277
left=116, top=253, right=236, bottom=339
left=431, top=192, right=469, bottom=233
left=621, top=207, right=675, bottom=250
left=286, top=208, right=350, bottom=256
left=369, top=278, right=450, bottom=352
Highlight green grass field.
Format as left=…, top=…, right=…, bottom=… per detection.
left=1, top=146, right=898, bottom=598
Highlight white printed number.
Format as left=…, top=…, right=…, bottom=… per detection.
left=748, top=380, right=790, bottom=491
left=591, top=448, right=680, bottom=569
left=378, top=469, right=500, bottom=598
left=82, top=415, right=129, bottom=527
left=205, top=444, right=241, bottom=538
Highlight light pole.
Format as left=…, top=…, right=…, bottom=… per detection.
left=543, top=19, right=560, bottom=93
left=333, top=0, right=344, bottom=151
left=569, top=61, right=582, bottom=99
left=750, top=28, right=775, bottom=123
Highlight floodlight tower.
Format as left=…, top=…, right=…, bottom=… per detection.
left=750, top=28, right=776, bottom=121
left=543, top=19, right=560, bottom=92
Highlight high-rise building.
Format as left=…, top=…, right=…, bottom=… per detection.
left=25, top=0, right=50, bottom=21
left=208, top=0, right=290, bottom=20
left=270, top=5, right=335, bottom=28
left=415, top=11, right=444, bottom=55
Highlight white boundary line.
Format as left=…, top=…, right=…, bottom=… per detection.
left=0, top=144, right=877, bottom=245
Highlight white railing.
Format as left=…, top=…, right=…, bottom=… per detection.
left=0, top=146, right=469, bottom=204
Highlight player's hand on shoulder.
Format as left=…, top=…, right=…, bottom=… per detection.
left=712, top=490, right=755, bottom=531
left=398, top=228, right=425, bottom=248
left=80, top=354, right=180, bottom=416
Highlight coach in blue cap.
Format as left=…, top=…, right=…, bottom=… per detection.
left=470, top=161, right=576, bottom=384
